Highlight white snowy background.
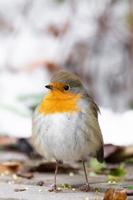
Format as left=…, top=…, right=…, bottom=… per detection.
left=0, top=0, right=133, bottom=145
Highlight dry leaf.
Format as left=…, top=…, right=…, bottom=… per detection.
left=104, top=144, right=133, bottom=163
left=0, top=161, right=22, bottom=174
left=103, top=188, right=127, bottom=200
left=0, top=136, right=16, bottom=146
left=126, top=190, right=133, bottom=196
left=17, top=172, right=34, bottom=179
left=113, top=190, right=127, bottom=200
left=103, top=188, right=115, bottom=200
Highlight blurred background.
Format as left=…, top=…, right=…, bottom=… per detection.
left=0, top=0, right=133, bottom=147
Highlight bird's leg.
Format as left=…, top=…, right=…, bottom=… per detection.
left=49, top=161, right=61, bottom=192
left=79, top=161, right=91, bottom=192
left=83, top=161, right=89, bottom=185
left=53, top=161, right=58, bottom=191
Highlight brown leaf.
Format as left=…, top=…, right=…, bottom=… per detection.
left=103, top=188, right=127, bottom=200
left=126, top=190, right=133, bottom=196
left=103, top=188, right=115, bottom=200
left=17, top=172, right=34, bottom=179
left=0, top=161, right=22, bottom=174
left=113, top=190, right=127, bottom=200
left=104, top=144, right=133, bottom=163
left=0, top=136, right=17, bottom=146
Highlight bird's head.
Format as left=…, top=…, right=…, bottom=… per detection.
left=38, top=71, right=85, bottom=114
left=45, top=71, right=84, bottom=98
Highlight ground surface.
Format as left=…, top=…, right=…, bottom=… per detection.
left=0, top=151, right=132, bottom=200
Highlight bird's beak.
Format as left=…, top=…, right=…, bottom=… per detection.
left=45, top=84, right=53, bottom=90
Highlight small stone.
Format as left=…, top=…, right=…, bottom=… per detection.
left=69, top=172, right=74, bottom=177
left=108, top=181, right=112, bottom=184
left=57, top=187, right=61, bottom=191
left=84, top=197, right=89, bottom=200
left=0, top=173, right=4, bottom=177
left=112, top=181, right=116, bottom=184
left=72, top=188, right=76, bottom=191
left=36, top=181, right=44, bottom=186
left=8, top=181, right=14, bottom=184
left=14, top=188, right=26, bottom=192
left=12, top=174, right=18, bottom=180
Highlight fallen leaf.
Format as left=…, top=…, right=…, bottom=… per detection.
left=0, top=137, right=16, bottom=146
left=126, top=190, right=133, bottom=196
left=0, top=161, right=22, bottom=174
left=104, top=144, right=133, bottom=163
left=103, top=188, right=127, bottom=200
left=17, top=172, right=33, bottom=179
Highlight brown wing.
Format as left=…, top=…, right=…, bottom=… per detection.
left=85, top=94, right=104, bottom=163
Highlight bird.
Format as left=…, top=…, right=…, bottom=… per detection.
left=32, top=70, right=104, bottom=192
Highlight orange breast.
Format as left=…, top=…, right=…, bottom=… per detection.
left=38, top=90, right=81, bottom=115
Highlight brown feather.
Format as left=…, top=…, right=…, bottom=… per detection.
left=84, top=94, right=104, bottom=162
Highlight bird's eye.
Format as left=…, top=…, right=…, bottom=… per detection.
left=64, top=85, right=70, bottom=91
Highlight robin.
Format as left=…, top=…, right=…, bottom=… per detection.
left=32, top=71, right=104, bottom=192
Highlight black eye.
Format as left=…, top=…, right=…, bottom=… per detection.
left=64, top=85, right=70, bottom=91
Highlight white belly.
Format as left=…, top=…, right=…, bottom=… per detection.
left=32, top=111, right=91, bottom=162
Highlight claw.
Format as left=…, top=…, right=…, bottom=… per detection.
left=79, top=184, right=91, bottom=192
left=48, top=184, right=62, bottom=192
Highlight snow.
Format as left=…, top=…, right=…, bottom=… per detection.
left=0, top=67, right=50, bottom=138
left=99, top=108, right=133, bottom=146
left=0, top=105, right=31, bottom=138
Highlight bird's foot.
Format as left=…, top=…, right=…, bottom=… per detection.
left=79, top=184, right=91, bottom=192
left=48, top=184, right=62, bottom=192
